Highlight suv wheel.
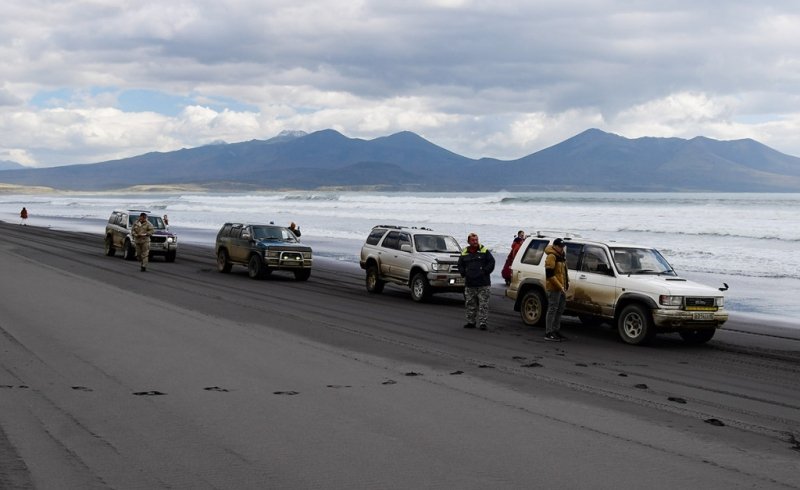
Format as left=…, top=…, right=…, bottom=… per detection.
left=410, top=272, right=431, bottom=302
left=294, top=269, right=311, bottom=281
left=104, top=236, right=116, bottom=257
left=365, top=264, right=385, bottom=293
left=248, top=254, right=265, bottom=279
left=123, top=239, right=136, bottom=261
left=520, top=289, right=546, bottom=327
left=617, top=304, right=655, bottom=345
left=217, top=249, right=232, bottom=273
left=679, top=328, right=715, bottom=344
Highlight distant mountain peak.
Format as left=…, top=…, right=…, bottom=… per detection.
left=266, top=130, right=308, bottom=144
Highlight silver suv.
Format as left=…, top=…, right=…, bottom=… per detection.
left=359, top=225, right=463, bottom=302
left=104, top=209, right=177, bottom=262
left=506, top=234, right=728, bottom=345
left=215, top=223, right=312, bottom=280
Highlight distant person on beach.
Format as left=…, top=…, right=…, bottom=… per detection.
left=544, top=238, right=569, bottom=342
left=501, top=230, right=526, bottom=285
left=20, top=207, right=28, bottom=225
left=289, top=222, right=301, bottom=237
left=163, top=214, right=169, bottom=229
left=132, top=212, right=154, bottom=272
left=458, top=232, right=495, bottom=330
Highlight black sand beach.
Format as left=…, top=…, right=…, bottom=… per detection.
left=1, top=221, right=799, bottom=489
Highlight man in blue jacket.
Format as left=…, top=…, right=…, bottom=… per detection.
left=458, top=233, right=495, bottom=330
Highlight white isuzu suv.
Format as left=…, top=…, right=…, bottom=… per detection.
left=505, top=234, right=729, bottom=345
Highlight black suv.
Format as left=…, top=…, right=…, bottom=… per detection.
left=104, top=209, right=177, bottom=262
left=215, top=223, right=312, bottom=280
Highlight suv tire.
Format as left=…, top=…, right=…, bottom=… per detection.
left=617, top=304, right=655, bottom=345
left=679, top=328, right=715, bottom=344
left=520, top=289, right=546, bottom=327
left=410, top=272, right=431, bottom=302
left=365, top=264, right=385, bottom=294
left=248, top=254, right=265, bottom=279
left=294, top=269, right=311, bottom=281
left=217, top=249, right=232, bottom=273
left=104, top=236, right=116, bottom=257
left=123, top=239, right=136, bottom=261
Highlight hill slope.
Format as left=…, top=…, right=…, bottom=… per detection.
left=1, top=128, right=799, bottom=191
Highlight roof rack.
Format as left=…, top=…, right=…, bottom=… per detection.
left=534, top=230, right=581, bottom=240
left=372, top=224, right=435, bottom=231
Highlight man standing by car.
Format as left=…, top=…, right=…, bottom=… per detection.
left=132, top=212, right=154, bottom=272
left=458, top=232, right=495, bottom=330
left=544, top=238, right=570, bottom=341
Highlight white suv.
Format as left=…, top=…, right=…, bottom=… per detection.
left=505, top=235, right=728, bottom=345
left=359, top=225, right=464, bottom=302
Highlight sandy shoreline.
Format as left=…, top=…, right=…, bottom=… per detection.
left=1, top=222, right=799, bottom=488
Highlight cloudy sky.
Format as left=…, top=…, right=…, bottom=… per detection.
left=2, top=0, right=800, bottom=168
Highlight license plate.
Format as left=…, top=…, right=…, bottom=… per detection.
left=692, top=312, right=715, bottom=321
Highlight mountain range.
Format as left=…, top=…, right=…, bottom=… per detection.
left=2, top=128, right=800, bottom=192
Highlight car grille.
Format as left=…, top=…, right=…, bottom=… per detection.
left=151, top=236, right=166, bottom=244
left=686, top=297, right=715, bottom=307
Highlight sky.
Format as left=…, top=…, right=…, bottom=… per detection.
left=2, top=0, right=800, bottom=168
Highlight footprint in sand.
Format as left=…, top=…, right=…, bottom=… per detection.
left=133, top=390, right=165, bottom=396
left=381, top=380, right=397, bottom=385
left=618, top=373, right=628, bottom=377
left=522, top=362, right=543, bottom=368
left=575, top=363, right=588, bottom=367
left=404, top=372, right=422, bottom=376
left=450, top=371, right=464, bottom=375
left=634, top=383, right=649, bottom=390
left=273, top=391, right=299, bottom=395
left=668, top=396, right=688, bottom=404
left=326, top=385, right=352, bottom=389
left=203, top=386, right=230, bottom=392
left=478, top=364, right=495, bottom=369
left=705, top=418, right=725, bottom=427
left=71, top=386, right=93, bottom=392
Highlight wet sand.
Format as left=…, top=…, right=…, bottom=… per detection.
left=1, top=222, right=799, bottom=489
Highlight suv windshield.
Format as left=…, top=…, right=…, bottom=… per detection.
left=414, top=234, right=461, bottom=253
left=128, top=215, right=166, bottom=229
left=252, top=226, right=297, bottom=242
left=611, top=247, right=676, bottom=275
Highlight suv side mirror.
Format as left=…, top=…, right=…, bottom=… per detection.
left=400, top=244, right=412, bottom=253
left=241, top=232, right=251, bottom=240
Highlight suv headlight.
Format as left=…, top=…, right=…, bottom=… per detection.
left=715, top=297, right=724, bottom=307
left=431, top=262, right=447, bottom=272
left=659, top=295, right=683, bottom=307
left=166, top=237, right=175, bottom=243
left=303, top=252, right=312, bottom=259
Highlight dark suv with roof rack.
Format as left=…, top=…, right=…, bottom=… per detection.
left=359, top=225, right=463, bottom=302
left=215, top=223, right=312, bottom=280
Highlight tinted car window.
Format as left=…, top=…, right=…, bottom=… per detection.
left=580, top=245, right=612, bottom=274
left=565, top=243, right=582, bottom=270
left=366, top=228, right=387, bottom=245
left=398, top=232, right=412, bottom=249
left=520, top=239, right=548, bottom=265
left=382, top=231, right=400, bottom=250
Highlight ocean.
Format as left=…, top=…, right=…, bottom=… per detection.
left=2, top=191, right=798, bottom=327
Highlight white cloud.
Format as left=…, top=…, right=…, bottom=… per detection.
left=2, top=0, right=800, bottom=166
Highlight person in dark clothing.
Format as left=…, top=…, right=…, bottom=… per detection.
left=289, top=222, right=301, bottom=237
left=457, top=232, right=495, bottom=330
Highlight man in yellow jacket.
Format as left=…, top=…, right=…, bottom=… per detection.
left=544, top=238, right=569, bottom=341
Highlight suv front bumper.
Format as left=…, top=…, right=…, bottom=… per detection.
left=427, top=272, right=465, bottom=289
left=652, top=309, right=728, bottom=329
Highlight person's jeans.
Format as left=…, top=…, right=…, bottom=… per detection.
left=546, top=290, right=566, bottom=334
